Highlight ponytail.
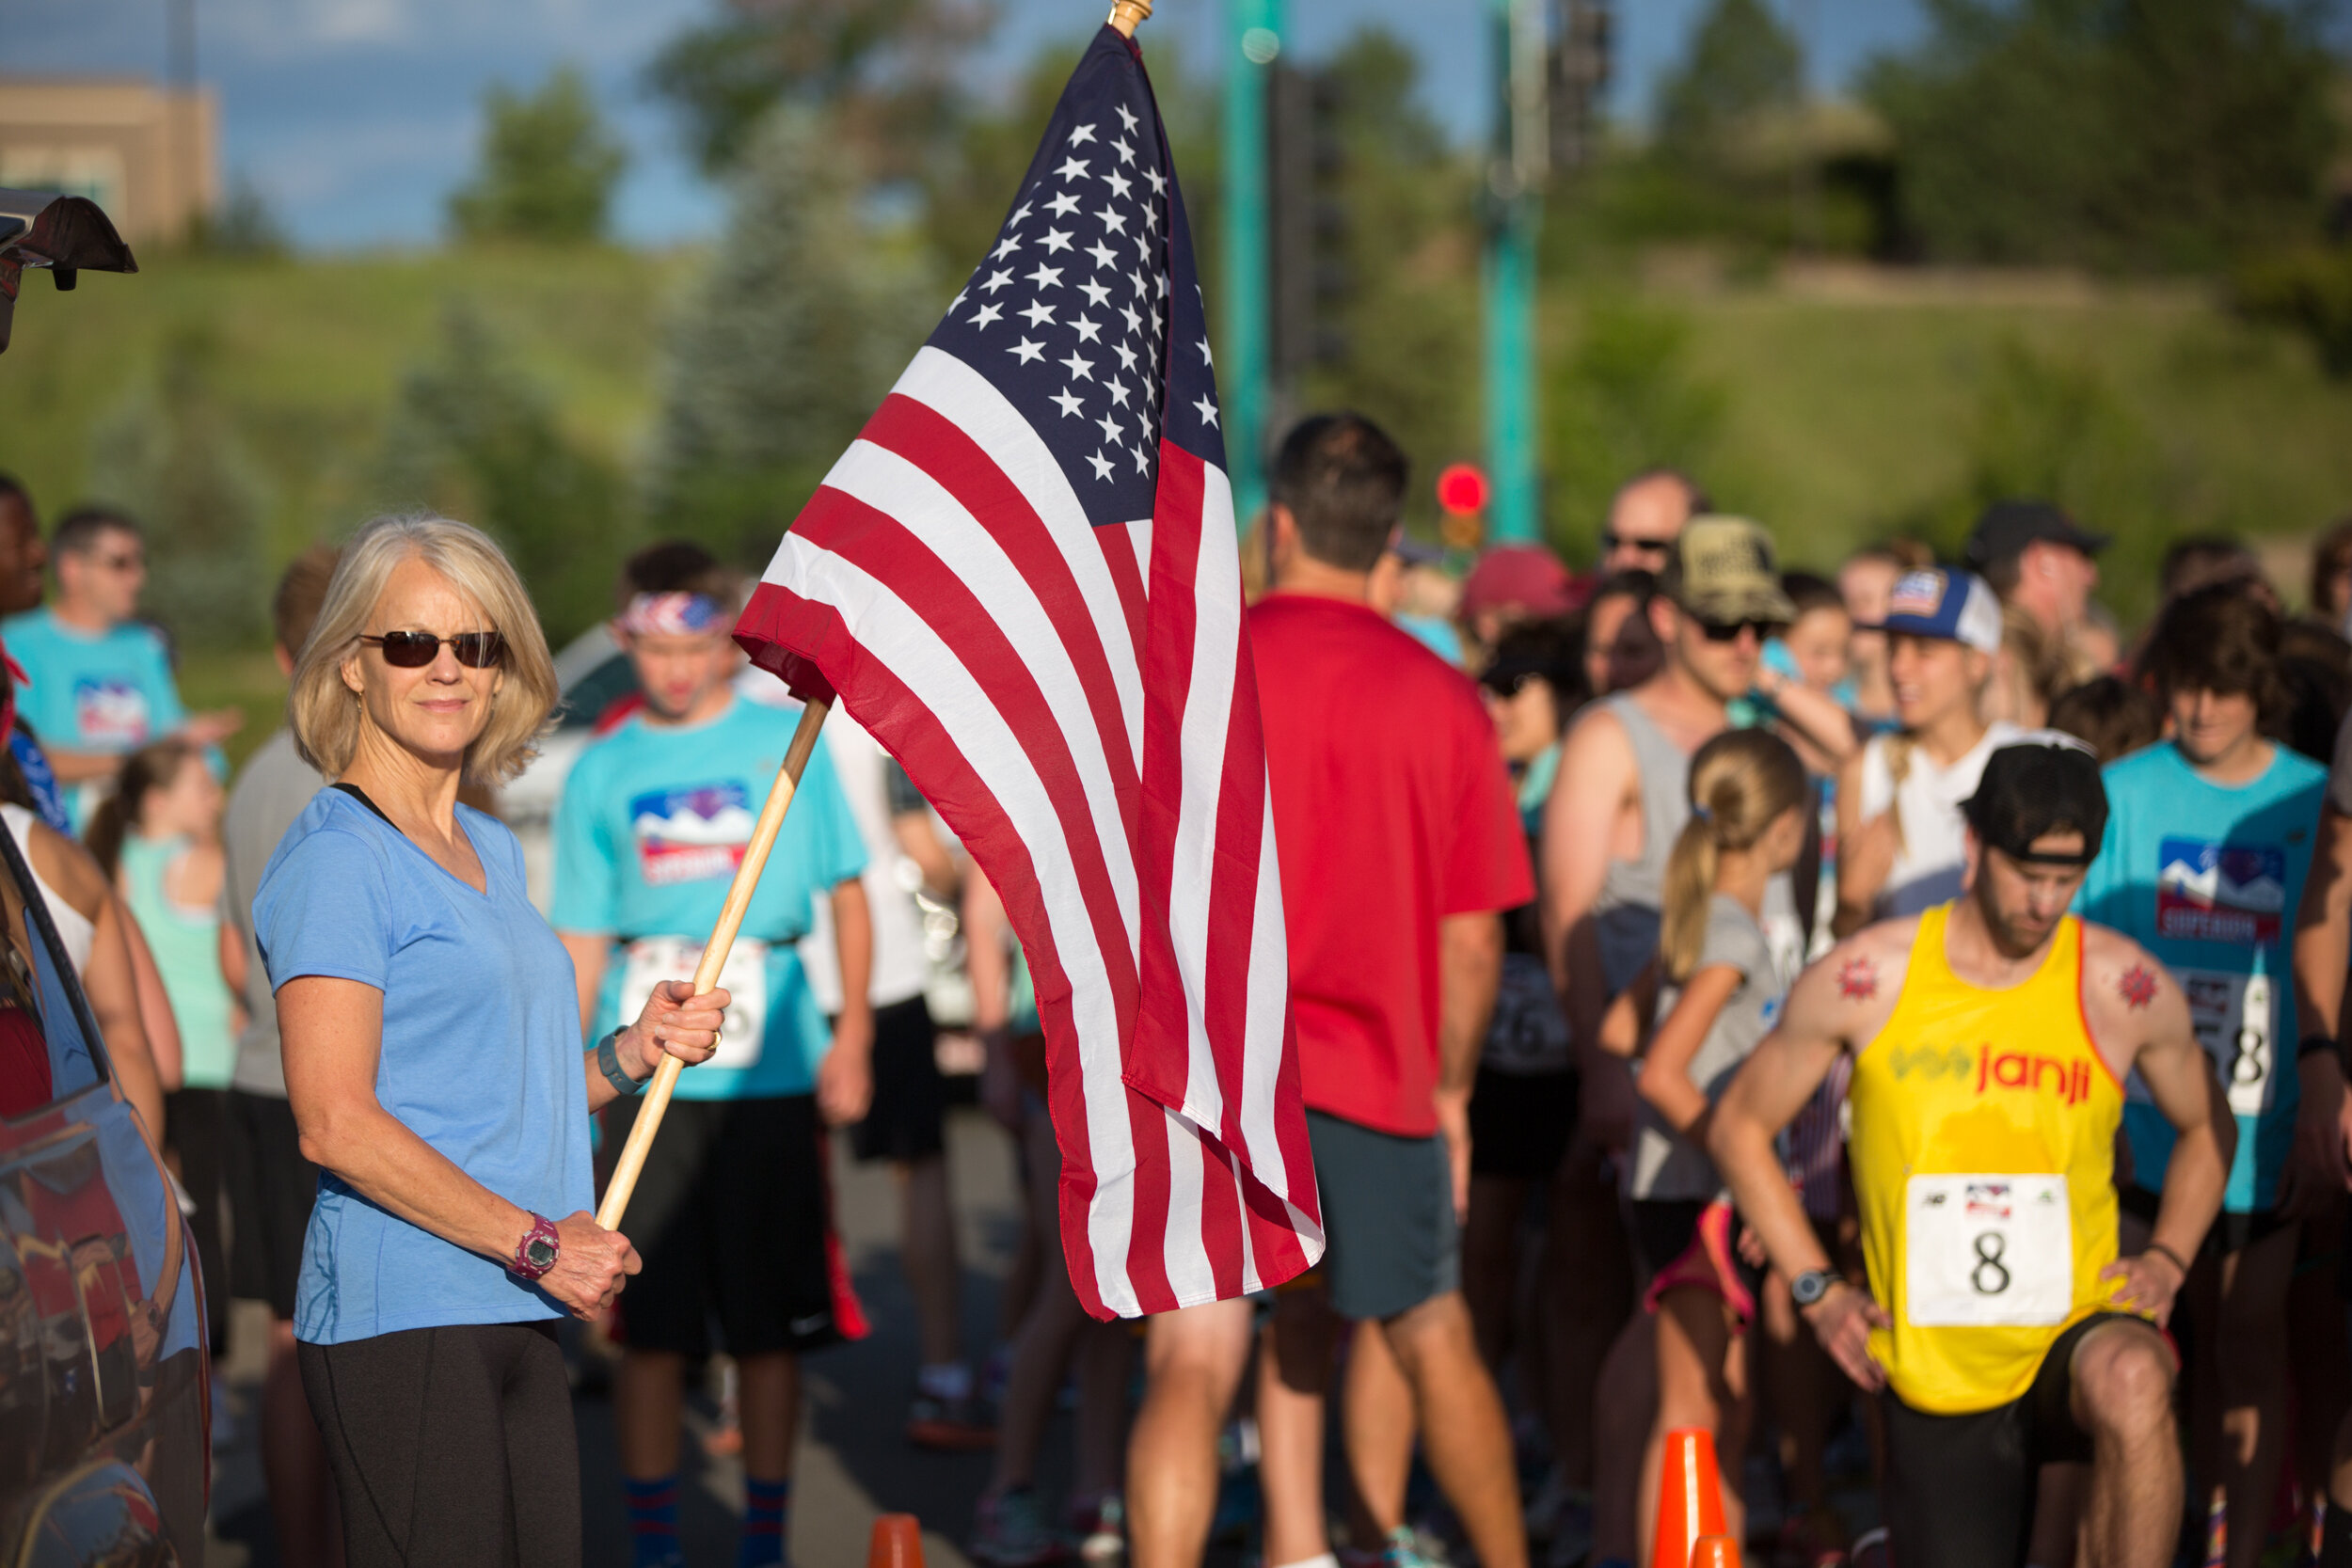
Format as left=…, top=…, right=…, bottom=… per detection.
left=86, top=736, right=200, bottom=879
left=83, top=793, right=130, bottom=880
left=1660, top=729, right=1809, bottom=982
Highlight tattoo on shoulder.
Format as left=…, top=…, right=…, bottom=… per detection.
left=1836, top=958, right=1879, bottom=1003
left=2119, top=964, right=2159, bottom=1011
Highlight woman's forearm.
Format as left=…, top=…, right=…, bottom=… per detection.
left=300, top=1100, right=532, bottom=1266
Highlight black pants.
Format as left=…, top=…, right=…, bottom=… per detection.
left=164, top=1086, right=230, bottom=1355
left=299, top=1321, right=580, bottom=1568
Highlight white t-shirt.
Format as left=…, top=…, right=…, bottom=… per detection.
left=793, top=710, right=933, bottom=1012
left=1857, top=720, right=2023, bottom=917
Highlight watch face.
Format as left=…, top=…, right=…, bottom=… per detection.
left=527, top=1237, right=558, bottom=1271
left=1792, top=1273, right=1826, bottom=1306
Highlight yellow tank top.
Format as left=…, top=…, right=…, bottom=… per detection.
left=1850, top=905, right=2126, bottom=1414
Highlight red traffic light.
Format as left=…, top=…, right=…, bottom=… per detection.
left=1437, top=463, right=1489, bottom=517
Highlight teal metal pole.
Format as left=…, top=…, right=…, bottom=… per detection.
left=1224, top=0, right=1279, bottom=531
left=1484, top=0, right=1542, bottom=545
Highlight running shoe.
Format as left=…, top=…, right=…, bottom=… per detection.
left=1068, top=1492, right=1125, bottom=1564
left=971, top=1487, right=1070, bottom=1567
left=1339, top=1527, right=1447, bottom=1568
left=907, top=1390, right=997, bottom=1450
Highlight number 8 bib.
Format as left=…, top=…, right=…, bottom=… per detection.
left=1904, top=1174, right=2073, bottom=1327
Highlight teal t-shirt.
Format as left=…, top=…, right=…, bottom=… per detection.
left=2076, top=741, right=2328, bottom=1212
left=550, top=696, right=867, bottom=1100
left=3, top=608, right=188, bottom=825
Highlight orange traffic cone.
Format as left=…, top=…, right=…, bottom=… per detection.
left=1651, top=1428, right=1729, bottom=1568
left=1690, top=1534, right=1741, bottom=1568
left=866, top=1513, right=924, bottom=1568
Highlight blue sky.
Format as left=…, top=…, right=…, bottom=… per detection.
left=0, top=0, right=2309, bottom=250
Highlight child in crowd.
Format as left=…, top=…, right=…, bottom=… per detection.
left=1599, top=730, right=1812, bottom=1561
left=87, top=735, right=239, bottom=1361
left=2048, top=675, right=2163, bottom=765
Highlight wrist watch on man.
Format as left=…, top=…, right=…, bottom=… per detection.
left=510, top=1212, right=561, bottom=1281
left=1790, top=1268, right=1840, bottom=1308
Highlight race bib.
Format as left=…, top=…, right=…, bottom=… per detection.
left=2181, top=969, right=2275, bottom=1119
left=1904, top=1174, right=2073, bottom=1328
left=619, top=938, right=769, bottom=1071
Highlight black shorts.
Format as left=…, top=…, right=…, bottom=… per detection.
left=849, top=995, right=946, bottom=1164
left=1307, top=1109, right=1459, bottom=1323
left=1881, top=1312, right=2171, bottom=1568
left=224, top=1089, right=321, bottom=1321
left=165, top=1086, right=230, bottom=1354
left=1468, top=1065, right=1574, bottom=1180
left=606, top=1095, right=841, bottom=1358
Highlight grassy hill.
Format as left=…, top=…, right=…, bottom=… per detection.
left=4, top=244, right=2349, bottom=653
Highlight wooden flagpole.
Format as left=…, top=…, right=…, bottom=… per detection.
left=596, top=694, right=833, bottom=1230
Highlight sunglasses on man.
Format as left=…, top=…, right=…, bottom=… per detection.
left=1601, top=532, right=1674, bottom=558
left=360, top=630, right=507, bottom=669
left=1695, top=617, right=1779, bottom=642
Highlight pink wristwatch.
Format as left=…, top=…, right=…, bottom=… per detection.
left=510, top=1212, right=560, bottom=1282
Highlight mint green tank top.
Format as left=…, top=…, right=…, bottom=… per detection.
left=120, top=835, right=238, bottom=1089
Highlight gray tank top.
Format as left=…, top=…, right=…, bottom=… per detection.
left=1594, top=692, right=1691, bottom=996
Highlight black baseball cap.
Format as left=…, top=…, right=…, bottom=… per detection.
left=1961, top=735, right=2107, bottom=865
left=1963, top=499, right=2110, bottom=572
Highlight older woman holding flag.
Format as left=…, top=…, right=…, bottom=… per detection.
left=257, top=514, right=731, bottom=1568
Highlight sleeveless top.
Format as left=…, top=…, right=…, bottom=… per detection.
left=1855, top=721, right=2022, bottom=918
left=119, top=834, right=237, bottom=1089
left=1594, top=693, right=1691, bottom=996
left=2, top=802, right=93, bottom=974
left=1850, top=905, right=2124, bottom=1414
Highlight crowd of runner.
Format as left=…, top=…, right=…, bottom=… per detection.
left=4, top=432, right=2352, bottom=1568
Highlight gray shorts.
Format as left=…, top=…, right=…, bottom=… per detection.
left=1308, top=1109, right=1460, bottom=1322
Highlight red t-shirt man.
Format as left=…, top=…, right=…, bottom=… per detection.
left=1251, top=594, right=1534, bottom=1137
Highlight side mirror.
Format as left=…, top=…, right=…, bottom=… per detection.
left=0, top=189, right=138, bottom=355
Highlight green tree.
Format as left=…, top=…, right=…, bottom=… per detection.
left=448, top=66, right=628, bottom=245
left=651, top=106, right=934, bottom=563
left=1865, top=0, right=2338, bottom=270
left=647, top=0, right=988, bottom=179
left=89, top=325, right=269, bottom=648
left=378, top=306, right=628, bottom=643
left=1543, top=301, right=1728, bottom=556
left=1655, top=0, right=1804, bottom=165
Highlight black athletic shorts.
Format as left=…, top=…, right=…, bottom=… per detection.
left=849, top=995, right=946, bottom=1164
left=165, top=1086, right=230, bottom=1355
left=606, top=1094, right=841, bottom=1358
left=225, top=1089, right=320, bottom=1321
left=1881, top=1311, right=2172, bottom=1568
left=1468, top=1064, right=1575, bottom=1180
left=1307, top=1109, right=1459, bottom=1322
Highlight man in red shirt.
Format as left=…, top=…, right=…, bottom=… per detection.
left=1247, top=413, right=1534, bottom=1568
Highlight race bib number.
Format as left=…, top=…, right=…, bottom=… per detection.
left=619, top=938, right=769, bottom=1071
left=2181, top=969, right=2274, bottom=1119
left=1904, top=1174, right=2073, bottom=1328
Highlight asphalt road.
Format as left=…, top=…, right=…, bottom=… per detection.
left=204, top=1103, right=1073, bottom=1568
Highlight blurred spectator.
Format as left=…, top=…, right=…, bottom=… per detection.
left=2048, top=675, right=2164, bottom=765
left=1461, top=542, right=1585, bottom=663
left=2278, top=619, right=2352, bottom=765
left=1, top=505, right=244, bottom=826
left=1986, top=599, right=2073, bottom=729
left=1836, top=546, right=1923, bottom=728
left=2077, top=601, right=2124, bottom=675
left=1761, top=573, right=1861, bottom=777
left=1583, top=569, right=1665, bottom=698
left=1963, top=499, right=2106, bottom=683
left=1835, top=568, right=2016, bottom=933
left=217, top=546, right=339, bottom=1568
left=2159, top=534, right=2276, bottom=610
left=0, top=474, right=67, bottom=830
left=87, top=736, right=237, bottom=1364
left=1600, top=470, right=1708, bottom=576
left=2307, top=516, right=2352, bottom=629
left=1383, top=533, right=1470, bottom=665
left=1248, top=413, right=1532, bottom=1568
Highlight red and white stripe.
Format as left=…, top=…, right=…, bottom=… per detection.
left=739, top=346, right=1323, bottom=1319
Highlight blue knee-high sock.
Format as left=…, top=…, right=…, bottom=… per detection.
left=739, top=1476, right=790, bottom=1568
left=626, top=1475, right=681, bottom=1568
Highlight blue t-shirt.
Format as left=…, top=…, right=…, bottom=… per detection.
left=550, top=696, right=867, bottom=1101
left=2, top=609, right=190, bottom=826
left=254, top=789, right=593, bottom=1344
left=2077, top=741, right=2328, bottom=1212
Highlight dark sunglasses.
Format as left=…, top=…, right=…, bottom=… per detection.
left=360, top=630, right=506, bottom=669
left=1696, top=617, right=1775, bottom=642
left=1602, top=532, right=1673, bottom=557
left=1481, top=668, right=1546, bottom=698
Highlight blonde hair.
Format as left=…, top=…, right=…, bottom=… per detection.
left=1661, top=729, right=1808, bottom=982
left=288, top=514, right=558, bottom=786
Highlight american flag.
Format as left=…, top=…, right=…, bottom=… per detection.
left=735, top=24, right=1323, bottom=1319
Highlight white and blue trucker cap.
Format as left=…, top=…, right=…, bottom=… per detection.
left=1875, top=567, right=2003, bottom=654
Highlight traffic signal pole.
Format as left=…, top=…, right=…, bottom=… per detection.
left=1224, top=0, right=1282, bottom=531
left=1483, top=0, right=1546, bottom=545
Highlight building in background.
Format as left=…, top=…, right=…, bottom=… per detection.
left=0, top=79, right=217, bottom=244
